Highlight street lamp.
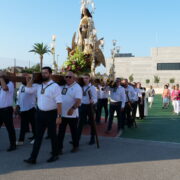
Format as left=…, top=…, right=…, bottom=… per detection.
left=51, top=34, right=58, bottom=73
left=57, top=54, right=59, bottom=72
left=112, top=40, right=117, bottom=47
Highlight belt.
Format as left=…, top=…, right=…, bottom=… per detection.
left=38, top=108, right=56, bottom=113
left=110, top=101, right=121, bottom=105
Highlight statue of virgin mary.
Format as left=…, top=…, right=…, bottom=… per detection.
left=77, top=7, right=95, bottom=53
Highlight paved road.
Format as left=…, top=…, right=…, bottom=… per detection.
left=1, top=129, right=180, bottom=180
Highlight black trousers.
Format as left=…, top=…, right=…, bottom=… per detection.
left=132, top=101, right=138, bottom=120
left=19, top=108, right=36, bottom=141
left=138, top=98, right=144, bottom=119
left=58, top=117, right=78, bottom=150
left=30, top=109, right=58, bottom=160
left=96, top=98, right=108, bottom=123
left=0, top=107, right=16, bottom=146
left=78, top=104, right=96, bottom=141
left=123, top=102, right=133, bottom=128
left=107, top=102, right=124, bottom=131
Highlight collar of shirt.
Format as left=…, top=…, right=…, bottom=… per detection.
left=65, top=82, right=77, bottom=88
left=42, top=80, right=54, bottom=86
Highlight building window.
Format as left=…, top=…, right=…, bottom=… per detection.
left=157, top=63, right=180, bottom=70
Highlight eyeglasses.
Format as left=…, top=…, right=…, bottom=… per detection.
left=65, top=76, right=72, bottom=79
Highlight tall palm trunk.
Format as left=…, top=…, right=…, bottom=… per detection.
left=40, top=55, right=43, bottom=71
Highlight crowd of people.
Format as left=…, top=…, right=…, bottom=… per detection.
left=0, top=67, right=152, bottom=164
left=162, top=83, right=180, bottom=115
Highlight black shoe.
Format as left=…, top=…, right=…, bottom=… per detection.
left=47, top=156, right=59, bottom=163
left=28, top=136, right=35, bottom=140
left=50, top=150, right=63, bottom=155
left=45, top=136, right=50, bottom=140
left=58, top=149, right=63, bottom=155
left=71, top=147, right=79, bottom=153
left=88, top=138, right=95, bottom=145
left=7, top=145, right=16, bottom=152
left=69, top=141, right=73, bottom=145
left=24, top=158, right=36, bottom=164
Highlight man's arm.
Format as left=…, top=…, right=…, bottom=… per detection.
left=56, top=103, right=62, bottom=125
left=25, top=77, right=37, bottom=94
left=0, top=78, right=8, bottom=91
left=67, top=98, right=81, bottom=116
left=67, top=85, right=82, bottom=116
left=90, top=86, right=97, bottom=104
left=121, top=87, right=126, bottom=111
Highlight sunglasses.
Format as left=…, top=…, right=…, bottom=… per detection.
left=65, top=76, right=72, bottom=79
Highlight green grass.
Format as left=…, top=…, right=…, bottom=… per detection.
left=122, top=95, right=180, bottom=143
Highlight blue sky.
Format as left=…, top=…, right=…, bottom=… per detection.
left=0, top=0, right=180, bottom=72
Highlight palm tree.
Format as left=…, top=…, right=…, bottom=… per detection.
left=29, top=43, right=51, bottom=71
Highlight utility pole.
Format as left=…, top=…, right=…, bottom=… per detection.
left=14, top=58, right=16, bottom=88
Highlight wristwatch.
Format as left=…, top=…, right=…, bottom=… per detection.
left=57, top=114, right=62, bottom=118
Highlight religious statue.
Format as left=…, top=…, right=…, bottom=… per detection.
left=77, top=8, right=94, bottom=52
left=66, top=0, right=106, bottom=75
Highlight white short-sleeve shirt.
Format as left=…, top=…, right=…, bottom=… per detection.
left=81, top=83, right=97, bottom=104
left=61, top=82, right=82, bottom=118
left=25, top=80, right=62, bottom=111
left=17, top=84, right=37, bottom=112
left=0, top=81, right=14, bottom=108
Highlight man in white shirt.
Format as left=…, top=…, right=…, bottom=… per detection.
left=121, top=79, right=136, bottom=128
left=58, top=71, right=82, bottom=153
left=131, top=82, right=139, bottom=128
left=138, top=83, right=146, bottom=119
left=78, top=74, right=97, bottom=145
left=24, top=67, right=62, bottom=164
left=0, top=74, right=16, bottom=151
left=96, top=81, right=109, bottom=124
left=15, top=80, right=37, bottom=145
left=106, top=78, right=126, bottom=137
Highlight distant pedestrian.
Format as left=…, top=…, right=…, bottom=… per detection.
left=147, top=86, right=155, bottom=108
left=171, top=85, right=176, bottom=113
left=171, top=85, right=180, bottom=115
left=162, top=85, right=170, bottom=109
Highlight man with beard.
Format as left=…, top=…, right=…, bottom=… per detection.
left=15, top=77, right=36, bottom=146
left=24, top=67, right=62, bottom=164
left=0, top=72, right=16, bottom=151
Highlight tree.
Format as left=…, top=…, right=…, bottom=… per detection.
left=145, top=79, right=150, bottom=85
left=154, top=75, right=160, bottom=87
left=29, top=43, right=51, bottom=71
left=128, top=74, right=134, bottom=83
left=21, top=64, right=41, bottom=73
left=169, top=78, right=175, bottom=85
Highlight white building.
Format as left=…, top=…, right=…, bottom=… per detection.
left=106, top=47, right=180, bottom=86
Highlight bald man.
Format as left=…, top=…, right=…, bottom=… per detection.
left=58, top=72, right=82, bottom=153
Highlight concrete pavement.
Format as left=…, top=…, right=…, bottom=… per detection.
left=1, top=129, right=180, bottom=180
